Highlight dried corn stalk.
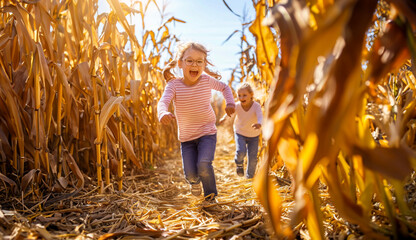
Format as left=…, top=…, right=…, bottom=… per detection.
left=250, top=0, right=416, bottom=239
left=0, top=0, right=181, bottom=195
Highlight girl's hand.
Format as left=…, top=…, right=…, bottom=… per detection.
left=252, top=123, right=261, bottom=130
left=160, top=113, right=176, bottom=125
left=225, top=105, right=235, bottom=117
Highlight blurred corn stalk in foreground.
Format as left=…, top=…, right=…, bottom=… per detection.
left=251, top=0, right=416, bottom=238
left=0, top=0, right=181, bottom=196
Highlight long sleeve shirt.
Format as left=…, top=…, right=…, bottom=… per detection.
left=157, top=74, right=235, bottom=142
left=233, top=101, right=263, bottom=137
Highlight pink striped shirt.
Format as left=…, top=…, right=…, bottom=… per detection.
left=158, top=74, right=235, bottom=142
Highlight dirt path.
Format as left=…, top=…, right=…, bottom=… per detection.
left=0, top=127, right=270, bottom=239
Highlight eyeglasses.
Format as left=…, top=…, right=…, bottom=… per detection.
left=183, top=59, right=205, bottom=67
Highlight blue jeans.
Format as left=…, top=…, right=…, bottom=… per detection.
left=180, top=134, right=217, bottom=197
left=234, top=133, right=259, bottom=178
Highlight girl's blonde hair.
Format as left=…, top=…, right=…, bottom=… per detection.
left=237, top=82, right=254, bottom=94
left=163, top=42, right=221, bottom=81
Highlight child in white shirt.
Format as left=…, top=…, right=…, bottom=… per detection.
left=219, top=82, right=263, bottom=178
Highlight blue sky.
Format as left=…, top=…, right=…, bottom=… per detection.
left=98, top=0, right=255, bottom=81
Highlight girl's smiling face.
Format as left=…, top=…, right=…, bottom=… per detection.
left=179, top=48, right=206, bottom=86
left=238, top=88, right=253, bottom=107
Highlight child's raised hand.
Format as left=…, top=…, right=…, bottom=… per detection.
left=252, top=123, right=262, bottom=130
left=160, top=113, right=176, bottom=125
left=225, top=105, right=235, bottom=117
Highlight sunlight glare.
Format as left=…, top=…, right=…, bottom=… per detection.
left=99, top=0, right=169, bottom=32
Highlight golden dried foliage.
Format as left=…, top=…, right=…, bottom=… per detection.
left=1, top=0, right=416, bottom=239
left=249, top=0, right=416, bottom=239
left=0, top=0, right=181, bottom=194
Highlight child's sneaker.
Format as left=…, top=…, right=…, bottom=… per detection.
left=236, top=165, right=244, bottom=177
left=190, top=183, right=202, bottom=196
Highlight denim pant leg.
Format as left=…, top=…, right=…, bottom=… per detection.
left=181, top=140, right=199, bottom=185
left=246, top=135, right=259, bottom=178
left=197, top=134, right=218, bottom=197
left=234, top=133, right=247, bottom=166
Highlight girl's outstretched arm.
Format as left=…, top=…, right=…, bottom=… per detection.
left=208, top=76, right=236, bottom=115
left=157, top=81, right=176, bottom=125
